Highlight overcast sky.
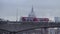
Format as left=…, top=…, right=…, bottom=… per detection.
left=0, top=0, right=60, bottom=21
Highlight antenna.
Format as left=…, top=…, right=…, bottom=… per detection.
left=16, top=8, right=18, bottom=21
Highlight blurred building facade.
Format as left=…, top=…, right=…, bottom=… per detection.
left=0, top=7, right=60, bottom=34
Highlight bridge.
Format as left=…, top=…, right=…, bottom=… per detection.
left=0, top=21, right=60, bottom=34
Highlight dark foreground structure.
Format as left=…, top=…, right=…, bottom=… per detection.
left=0, top=21, right=60, bottom=34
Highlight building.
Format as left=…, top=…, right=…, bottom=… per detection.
left=54, top=17, right=60, bottom=22
left=20, top=6, right=49, bottom=22
left=18, top=7, right=49, bottom=34
left=0, top=6, right=49, bottom=34
left=48, top=28, right=60, bottom=34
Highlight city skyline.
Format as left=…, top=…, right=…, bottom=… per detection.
left=0, top=0, right=60, bottom=21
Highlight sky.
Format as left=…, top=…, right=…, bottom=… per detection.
left=0, top=0, right=60, bottom=21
